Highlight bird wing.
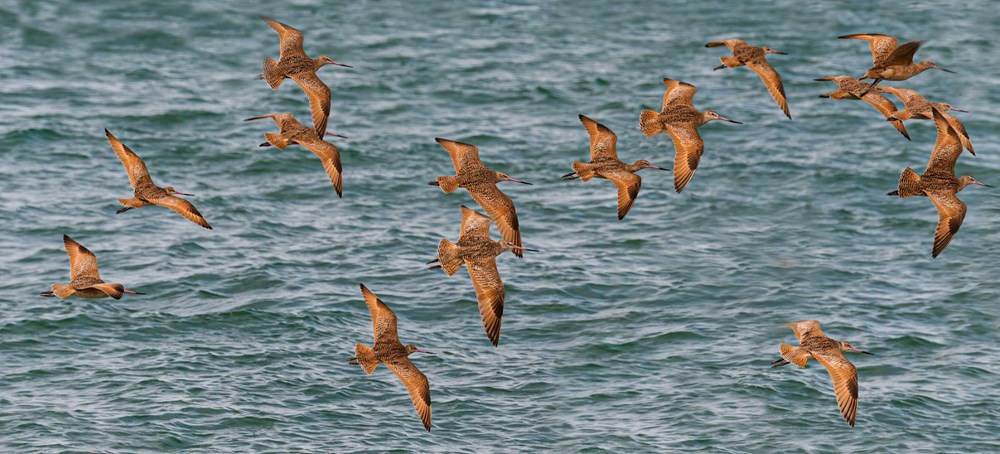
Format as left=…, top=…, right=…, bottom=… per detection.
left=260, top=16, right=306, bottom=60
left=385, top=357, right=432, bottom=431
left=63, top=234, right=101, bottom=280
left=924, top=109, right=963, bottom=178
left=664, top=122, right=704, bottom=193
left=943, top=112, right=974, bottom=154
left=148, top=195, right=212, bottom=229
left=860, top=92, right=909, bottom=139
left=926, top=190, right=967, bottom=258
left=812, top=350, right=859, bottom=427
left=838, top=33, right=898, bottom=66
left=86, top=283, right=125, bottom=300
left=468, top=184, right=522, bottom=257
left=747, top=58, right=790, bottom=118
left=661, top=78, right=698, bottom=109
left=876, top=86, right=924, bottom=106
left=435, top=137, right=484, bottom=173
left=298, top=136, right=343, bottom=197
left=466, top=258, right=505, bottom=347
left=578, top=114, right=619, bottom=161
left=361, top=284, right=400, bottom=345
left=458, top=205, right=493, bottom=242
left=604, top=168, right=642, bottom=220
left=785, top=320, right=824, bottom=344
left=705, top=39, right=744, bottom=51
left=883, top=40, right=925, bottom=67
left=289, top=71, right=331, bottom=136
left=105, top=129, right=155, bottom=191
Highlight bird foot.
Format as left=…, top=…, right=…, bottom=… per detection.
left=561, top=172, right=580, bottom=180
left=770, top=358, right=790, bottom=368
left=115, top=207, right=133, bottom=214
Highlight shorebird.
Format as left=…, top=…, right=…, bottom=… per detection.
left=41, top=235, right=144, bottom=300
left=838, top=34, right=954, bottom=93
left=428, top=206, right=536, bottom=346
left=244, top=113, right=345, bottom=197
left=772, top=320, right=872, bottom=427
left=639, top=78, right=741, bottom=193
left=348, top=284, right=433, bottom=431
left=562, top=115, right=667, bottom=219
left=815, top=76, right=910, bottom=140
left=430, top=138, right=531, bottom=257
left=259, top=16, right=352, bottom=136
left=106, top=129, right=212, bottom=229
left=888, top=109, right=990, bottom=258
left=879, top=86, right=974, bottom=155
left=705, top=39, right=791, bottom=119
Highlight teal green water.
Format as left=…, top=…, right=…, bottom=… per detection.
left=2, top=0, right=999, bottom=451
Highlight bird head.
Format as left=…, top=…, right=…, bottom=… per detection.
left=630, top=159, right=667, bottom=173
left=704, top=110, right=742, bottom=124
left=839, top=341, right=873, bottom=355
left=498, top=240, right=538, bottom=254
left=495, top=171, right=532, bottom=185
left=958, top=175, right=991, bottom=190
left=405, top=344, right=432, bottom=356
left=920, top=60, right=955, bottom=73
left=762, top=46, right=787, bottom=55
left=316, top=55, right=353, bottom=68
left=164, top=187, right=194, bottom=197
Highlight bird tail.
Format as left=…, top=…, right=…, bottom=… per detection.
left=435, top=176, right=460, bottom=193
left=571, top=161, right=597, bottom=182
left=894, top=167, right=922, bottom=198
left=717, top=55, right=742, bottom=70
left=117, top=198, right=144, bottom=211
left=351, top=343, right=379, bottom=374
left=777, top=343, right=810, bottom=368
left=49, top=284, right=76, bottom=298
left=262, top=57, right=283, bottom=89
left=264, top=133, right=292, bottom=149
left=639, top=110, right=665, bottom=137
left=436, top=239, right=464, bottom=276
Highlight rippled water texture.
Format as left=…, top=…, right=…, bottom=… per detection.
left=1, top=0, right=999, bottom=451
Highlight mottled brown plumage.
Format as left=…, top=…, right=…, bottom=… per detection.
left=348, top=284, right=432, bottom=431
left=562, top=115, right=666, bottom=219
left=839, top=34, right=954, bottom=92
left=105, top=129, right=212, bottom=229
left=259, top=16, right=352, bottom=136
left=639, top=78, right=741, bottom=193
left=40, top=235, right=143, bottom=300
left=429, top=206, right=534, bottom=346
left=888, top=109, right=990, bottom=258
left=815, top=76, right=910, bottom=140
left=706, top=39, right=791, bottom=118
left=772, top=320, right=872, bottom=427
left=879, top=86, right=974, bottom=155
left=244, top=113, right=344, bottom=197
left=430, top=138, right=531, bottom=257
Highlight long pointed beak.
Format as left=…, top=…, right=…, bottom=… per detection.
left=507, top=177, right=532, bottom=185
left=332, top=61, right=353, bottom=68
left=174, top=191, right=194, bottom=197
left=325, top=132, right=348, bottom=139
left=713, top=64, right=727, bottom=71
left=414, top=348, right=432, bottom=354
left=646, top=164, right=669, bottom=171
left=848, top=347, right=873, bottom=355
left=717, top=116, right=743, bottom=124
left=124, top=289, right=145, bottom=295
left=933, top=66, right=956, bottom=73
left=768, top=50, right=788, bottom=55
left=947, top=107, right=968, bottom=113
left=243, top=115, right=273, bottom=122
left=509, top=245, right=539, bottom=253
left=974, top=181, right=993, bottom=188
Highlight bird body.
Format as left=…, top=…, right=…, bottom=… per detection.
left=879, top=86, right=973, bottom=154
left=41, top=235, right=143, bottom=300
left=839, top=34, right=953, bottom=92
left=706, top=39, right=790, bottom=118
left=815, top=76, right=910, bottom=140
left=244, top=113, right=344, bottom=197
left=772, top=320, right=872, bottom=427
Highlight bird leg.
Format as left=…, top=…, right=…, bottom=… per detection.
left=770, top=357, right=790, bottom=368
left=259, top=142, right=272, bottom=148
left=713, top=63, right=727, bottom=71
left=116, top=207, right=134, bottom=214
left=40, top=291, right=55, bottom=297
left=561, top=172, right=580, bottom=180
left=347, top=356, right=359, bottom=365
left=426, top=258, right=440, bottom=264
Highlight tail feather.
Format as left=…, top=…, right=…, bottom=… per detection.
left=352, top=343, right=379, bottom=374
left=778, top=343, right=811, bottom=368
left=571, top=161, right=597, bottom=182
left=436, top=239, right=464, bottom=276
left=118, top=198, right=144, bottom=209
left=894, top=167, right=922, bottom=198
left=264, top=133, right=292, bottom=149
left=262, top=57, right=283, bottom=89
left=49, top=284, right=75, bottom=298
left=639, top=110, right=665, bottom=137
left=435, top=176, right=460, bottom=193
left=718, top=55, right=742, bottom=69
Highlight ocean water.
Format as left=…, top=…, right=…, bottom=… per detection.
left=1, top=0, right=998, bottom=451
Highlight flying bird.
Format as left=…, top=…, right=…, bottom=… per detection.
left=879, top=86, right=974, bottom=155
left=838, top=34, right=954, bottom=93
left=706, top=39, right=791, bottom=118
left=245, top=113, right=345, bottom=197
left=40, top=235, right=144, bottom=300
left=815, top=76, right=910, bottom=140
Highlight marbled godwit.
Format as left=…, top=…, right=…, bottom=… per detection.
left=771, top=320, right=872, bottom=427
left=888, top=109, right=990, bottom=258
left=562, top=115, right=667, bottom=219
left=815, top=76, right=910, bottom=140
left=348, top=284, right=433, bottom=431
left=639, top=78, right=741, bottom=193
left=838, top=34, right=954, bottom=93
left=106, top=129, right=212, bottom=229
left=705, top=39, right=791, bottom=119
left=244, top=113, right=345, bottom=197
left=259, top=16, right=352, bottom=136
left=428, top=205, right=537, bottom=346
left=430, top=138, right=531, bottom=257
left=879, top=86, right=974, bottom=155
left=40, top=235, right=144, bottom=300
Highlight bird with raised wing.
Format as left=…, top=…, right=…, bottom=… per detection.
left=430, top=138, right=531, bottom=257
left=259, top=16, right=352, bottom=136
left=706, top=39, right=791, bottom=119
left=888, top=109, right=990, bottom=257
left=40, top=235, right=144, bottom=300
left=428, top=206, right=536, bottom=346
left=348, top=284, right=433, bottom=431
left=562, top=115, right=667, bottom=219
left=879, top=86, right=974, bottom=155
left=106, top=129, right=212, bottom=229
left=771, top=320, right=872, bottom=427
left=815, top=76, right=910, bottom=140
left=245, top=113, right=346, bottom=197
left=639, top=78, right=741, bottom=193
left=838, top=34, right=954, bottom=93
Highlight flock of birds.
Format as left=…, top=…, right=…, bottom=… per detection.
left=36, top=18, right=988, bottom=431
